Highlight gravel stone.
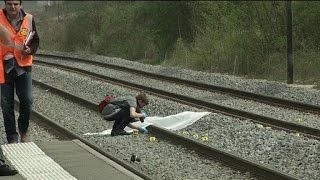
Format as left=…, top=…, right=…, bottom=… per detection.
left=31, top=51, right=320, bottom=180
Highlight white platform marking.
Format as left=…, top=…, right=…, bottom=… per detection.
left=1, top=142, right=77, bottom=180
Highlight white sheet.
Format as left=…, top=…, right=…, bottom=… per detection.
left=83, top=111, right=211, bottom=136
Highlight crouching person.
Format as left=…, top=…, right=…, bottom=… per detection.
left=102, top=93, right=149, bottom=136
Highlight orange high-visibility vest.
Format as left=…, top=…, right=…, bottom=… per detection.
left=0, top=9, right=33, bottom=68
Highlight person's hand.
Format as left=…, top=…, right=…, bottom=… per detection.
left=0, top=24, right=13, bottom=47
left=139, top=127, right=148, bottom=134
left=141, top=111, right=147, bottom=118
left=22, top=46, right=31, bottom=55
left=140, top=111, right=147, bottom=122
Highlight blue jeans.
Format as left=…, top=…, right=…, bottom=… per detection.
left=1, top=70, right=33, bottom=142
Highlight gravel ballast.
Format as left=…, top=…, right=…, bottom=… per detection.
left=37, top=50, right=320, bottom=106
left=33, top=85, right=257, bottom=180
left=32, top=58, right=320, bottom=180
left=0, top=116, right=59, bottom=145
left=35, top=58, right=320, bottom=130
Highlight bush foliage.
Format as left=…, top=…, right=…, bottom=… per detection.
left=36, top=1, right=320, bottom=86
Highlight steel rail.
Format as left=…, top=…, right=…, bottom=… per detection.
left=35, top=53, right=320, bottom=115
left=34, top=61, right=320, bottom=140
left=32, top=79, right=299, bottom=180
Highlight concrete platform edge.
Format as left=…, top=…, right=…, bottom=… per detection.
left=71, top=139, right=144, bottom=180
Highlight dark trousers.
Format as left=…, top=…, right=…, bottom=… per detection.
left=1, top=70, right=33, bottom=142
left=111, top=106, right=133, bottom=132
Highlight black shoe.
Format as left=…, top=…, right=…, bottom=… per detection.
left=20, top=133, right=30, bottom=143
left=7, top=134, right=18, bottom=144
left=111, top=130, right=132, bottom=136
left=0, top=165, right=18, bottom=176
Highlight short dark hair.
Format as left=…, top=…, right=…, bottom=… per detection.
left=4, top=0, right=22, bottom=5
left=136, top=93, right=149, bottom=105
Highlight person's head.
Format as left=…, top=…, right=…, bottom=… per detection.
left=4, top=0, right=22, bottom=18
left=136, top=93, right=149, bottom=108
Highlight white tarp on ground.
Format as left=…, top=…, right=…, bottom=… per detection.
left=83, top=111, right=211, bottom=136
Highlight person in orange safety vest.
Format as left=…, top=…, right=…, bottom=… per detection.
left=0, top=0, right=39, bottom=144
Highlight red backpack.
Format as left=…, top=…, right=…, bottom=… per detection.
left=98, top=95, right=115, bottom=113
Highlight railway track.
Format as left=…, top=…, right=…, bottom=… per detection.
left=34, top=54, right=320, bottom=139
left=28, top=76, right=297, bottom=180
left=35, top=53, right=320, bottom=114
left=30, top=52, right=320, bottom=179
